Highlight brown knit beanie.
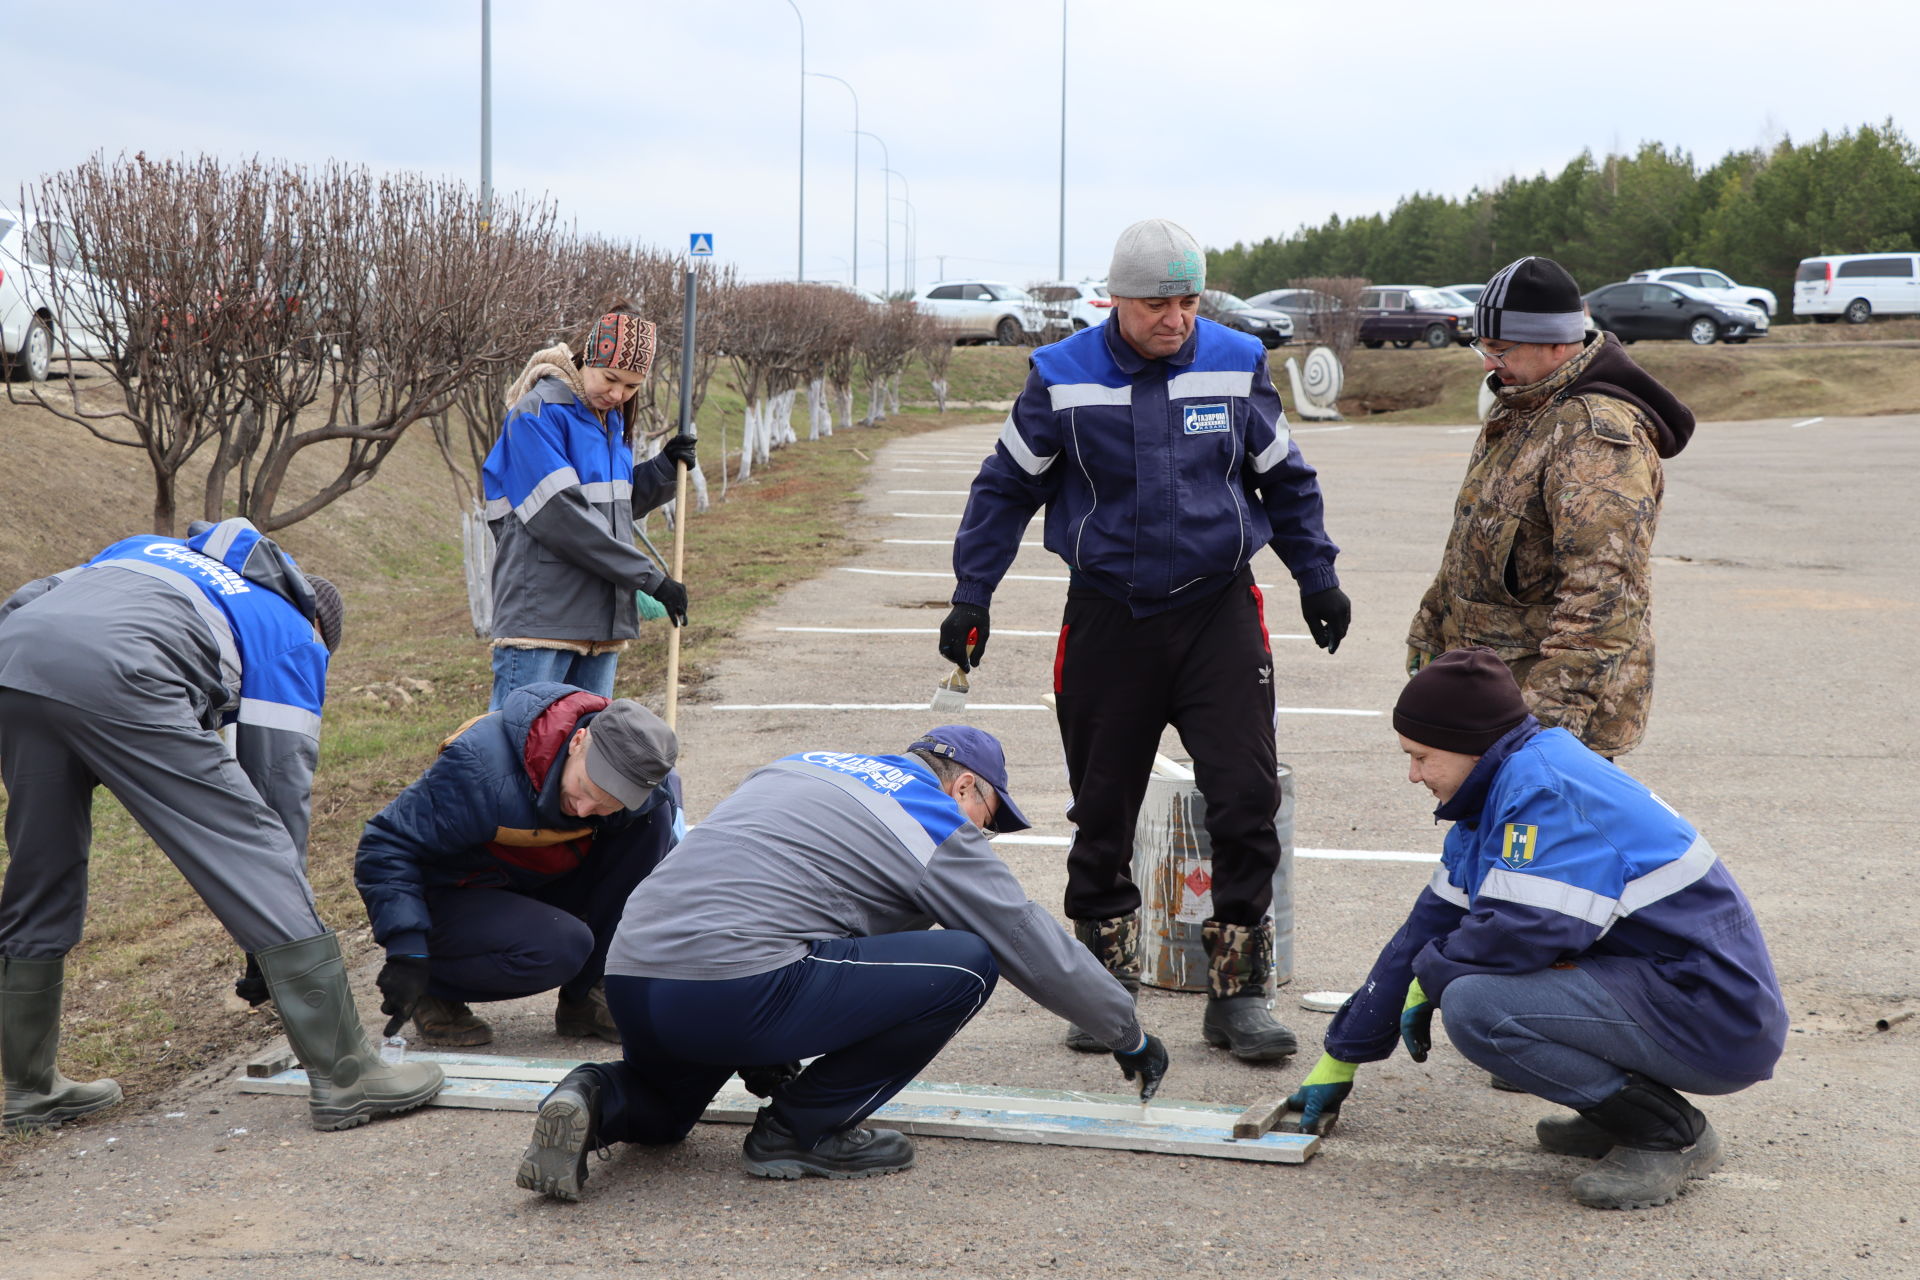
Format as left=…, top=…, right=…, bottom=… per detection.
left=1393, top=647, right=1529, bottom=754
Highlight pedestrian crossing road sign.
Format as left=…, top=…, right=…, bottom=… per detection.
left=690, top=233, right=714, bottom=256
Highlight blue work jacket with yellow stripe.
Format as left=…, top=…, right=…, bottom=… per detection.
left=952, top=318, right=1339, bottom=617
left=1325, top=722, right=1788, bottom=1084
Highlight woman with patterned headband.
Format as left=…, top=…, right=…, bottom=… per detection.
left=480, top=305, right=697, bottom=708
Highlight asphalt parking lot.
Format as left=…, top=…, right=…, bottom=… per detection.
left=5, top=410, right=1915, bottom=1280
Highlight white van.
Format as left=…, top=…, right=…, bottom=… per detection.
left=1792, top=252, right=1920, bottom=324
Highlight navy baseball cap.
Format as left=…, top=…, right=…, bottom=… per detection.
left=908, top=726, right=1032, bottom=834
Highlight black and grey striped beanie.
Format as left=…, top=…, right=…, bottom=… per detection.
left=1476, top=257, right=1586, bottom=343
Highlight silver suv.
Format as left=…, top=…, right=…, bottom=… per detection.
left=914, top=280, right=1047, bottom=345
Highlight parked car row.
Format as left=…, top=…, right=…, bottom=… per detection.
left=1584, top=280, right=1768, bottom=345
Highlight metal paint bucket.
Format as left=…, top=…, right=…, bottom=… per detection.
left=1130, top=764, right=1295, bottom=993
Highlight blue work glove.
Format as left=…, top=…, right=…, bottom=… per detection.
left=1113, top=1033, right=1169, bottom=1102
left=1300, top=586, right=1351, bottom=654
left=939, top=603, right=990, bottom=671
left=1400, top=977, right=1435, bottom=1063
left=1286, top=1053, right=1357, bottom=1135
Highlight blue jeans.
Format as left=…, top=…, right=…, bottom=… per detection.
left=489, top=646, right=619, bottom=710
left=1441, top=967, right=1751, bottom=1109
left=592, top=931, right=1000, bottom=1148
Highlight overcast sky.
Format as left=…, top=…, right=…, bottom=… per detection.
left=9, top=0, right=1916, bottom=293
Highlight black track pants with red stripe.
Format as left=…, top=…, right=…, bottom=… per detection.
left=1052, top=566, right=1281, bottom=927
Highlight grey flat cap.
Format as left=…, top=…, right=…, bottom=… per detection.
left=583, top=700, right=678, bottom=810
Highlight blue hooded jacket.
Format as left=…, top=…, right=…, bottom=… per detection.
left=1325, top=723, right=1787, bottom=1084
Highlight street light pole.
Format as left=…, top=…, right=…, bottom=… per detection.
left=856, top=130, right=891, bottom=297
left=480, top=0, right=492, bottom=229
left=783, top=0, right=805, bottom=281
left=883, top=167, right=911, bottom=295
left=807, top=72, right=859, bottom=289
left=1057, top=0, right=1067, bottom=280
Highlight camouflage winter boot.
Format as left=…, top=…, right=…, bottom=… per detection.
left=1200, top=918, right=1298, bottom=1063
left=1064, top=915, right=1140, bottom=1053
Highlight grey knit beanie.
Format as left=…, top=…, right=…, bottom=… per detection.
left=306, top=575, right=344, bottom=654
left=1107, top=219, right=1205, bottom=298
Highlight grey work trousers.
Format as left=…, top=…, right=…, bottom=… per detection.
left=0, top=688, right=327, bottom=958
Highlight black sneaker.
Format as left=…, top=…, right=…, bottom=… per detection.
left=516, top=1066, right=603, bottom=1201
left=741, top=1108, right=915, bottom=1180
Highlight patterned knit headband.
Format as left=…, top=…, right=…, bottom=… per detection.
left=586, top=312, right=657, bottom=378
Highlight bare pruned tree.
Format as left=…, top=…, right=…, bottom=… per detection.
left=914, top=307, right=958, bottom=412
left=856, top=301, right=920, bottom=426
left=15, top=153, right=568, bottom=534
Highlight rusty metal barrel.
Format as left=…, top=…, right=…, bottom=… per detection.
left=1129, top=763, right=1295, bottom=993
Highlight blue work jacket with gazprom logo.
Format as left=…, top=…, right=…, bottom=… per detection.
left=952, top=318, right=1339, bottom=617
left=85, top=521, right=328, bottom=736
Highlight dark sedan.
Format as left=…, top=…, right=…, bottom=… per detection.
left=1583, top=281, right=1769, bottom=345
left=1199, top=290, right=1294, bottom=348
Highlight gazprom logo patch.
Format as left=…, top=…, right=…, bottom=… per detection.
left=1182, top=403, right=1230, bottom=434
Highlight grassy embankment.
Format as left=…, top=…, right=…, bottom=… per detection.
left=0, top=364, right=994, bottom=1158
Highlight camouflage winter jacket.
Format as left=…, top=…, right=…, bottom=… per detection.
left=1407, top=334, right=1694, bottom=756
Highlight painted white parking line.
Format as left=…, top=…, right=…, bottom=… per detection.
left=890, top=512, right=963, bottom=519
left=1291, top=425, right=1353, bottom=434
left=714, top=703, right=1052, bottom=712
left=890, top=468, right=983, bottom=474
left=1789, top=417, right=1826, bottom=429
left=841, top=566, right=1068, bottom=582
left=712, top=702, right=1379, bottom=716
left=996, top=834, right=1434, bottom=862
left=884, top=539, right=1045, bottom=548
left=887, top=490, right=972, bottom=496
left=839, top=567, right=1283, bottom=591
left=1445, top=426, right=1479, bottom=434
left=773, top=626, right=1059, bottom=637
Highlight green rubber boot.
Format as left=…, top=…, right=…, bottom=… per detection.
left=256, top=932, right=445, bottom=1132
left=1064, top=915, right=1140, bottom=1053
left=1, top=955, right=123, bottom=1132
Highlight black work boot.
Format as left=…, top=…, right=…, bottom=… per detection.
left=741, top=1108, right=915, bottom=1180
left=1568, top=1073, right=1725, bottom=1209
left=2, top=956, right=123, bottom=1132
left=1199, top=918, right=1297, bottom=1063
left=1537, top=1111, right=1617, bottom=1158
left=1063, top=915, right=1141, bottom=1053
left=517, top=1064, right=607, bottom=1202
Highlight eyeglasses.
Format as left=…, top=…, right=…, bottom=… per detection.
left=1470, top=339, right=1516, bottom=368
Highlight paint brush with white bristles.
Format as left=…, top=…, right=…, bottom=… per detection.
left=928, top=630, right=978, bottom=715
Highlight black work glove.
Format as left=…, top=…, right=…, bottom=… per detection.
left=376, top=955, right=431, bottom=1038
left=234, top=952, right=270, bottom=1008
left=661, top=434, right=698, bottom=468
left=739, top=1061, right=802, bottom=1099
left=1113, top=1032, right=1170, bottom=1102
left=1300, top=586, right=1352, bottom=654
left=651, top=575, right=689, bottom=627
left=938, top=603, right=991, bottom=671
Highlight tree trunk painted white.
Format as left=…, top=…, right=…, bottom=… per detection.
left=838, top=385, right=854, bottom=432
left=736, top=401, right=758, bottom=482
left=864, top=378, right=886, bottom=426
left=887, top=373, right=901, bottom=416
left=932, top=378, right=949, bottom=412
left=461, top=501, right=494, bottom=637
left=770, top=389, right=798, bottom=453
left=807, top=378, right=832, bottom=439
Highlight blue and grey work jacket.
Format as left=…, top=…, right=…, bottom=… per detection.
left=482, top=376, right=678, bottom=642
left=952, top=318, right=1339, bottom=617
left=0, top=517, right=332, bottom=856
left=1325, top=722, right=1789, bottom=1084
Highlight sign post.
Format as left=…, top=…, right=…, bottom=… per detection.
left=665, top=235, right=711, bottom=730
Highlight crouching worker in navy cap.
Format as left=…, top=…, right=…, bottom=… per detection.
left=515, top=726, right=1169, bottom=1200
left=1288, top=648, right=1787, bottom=1210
